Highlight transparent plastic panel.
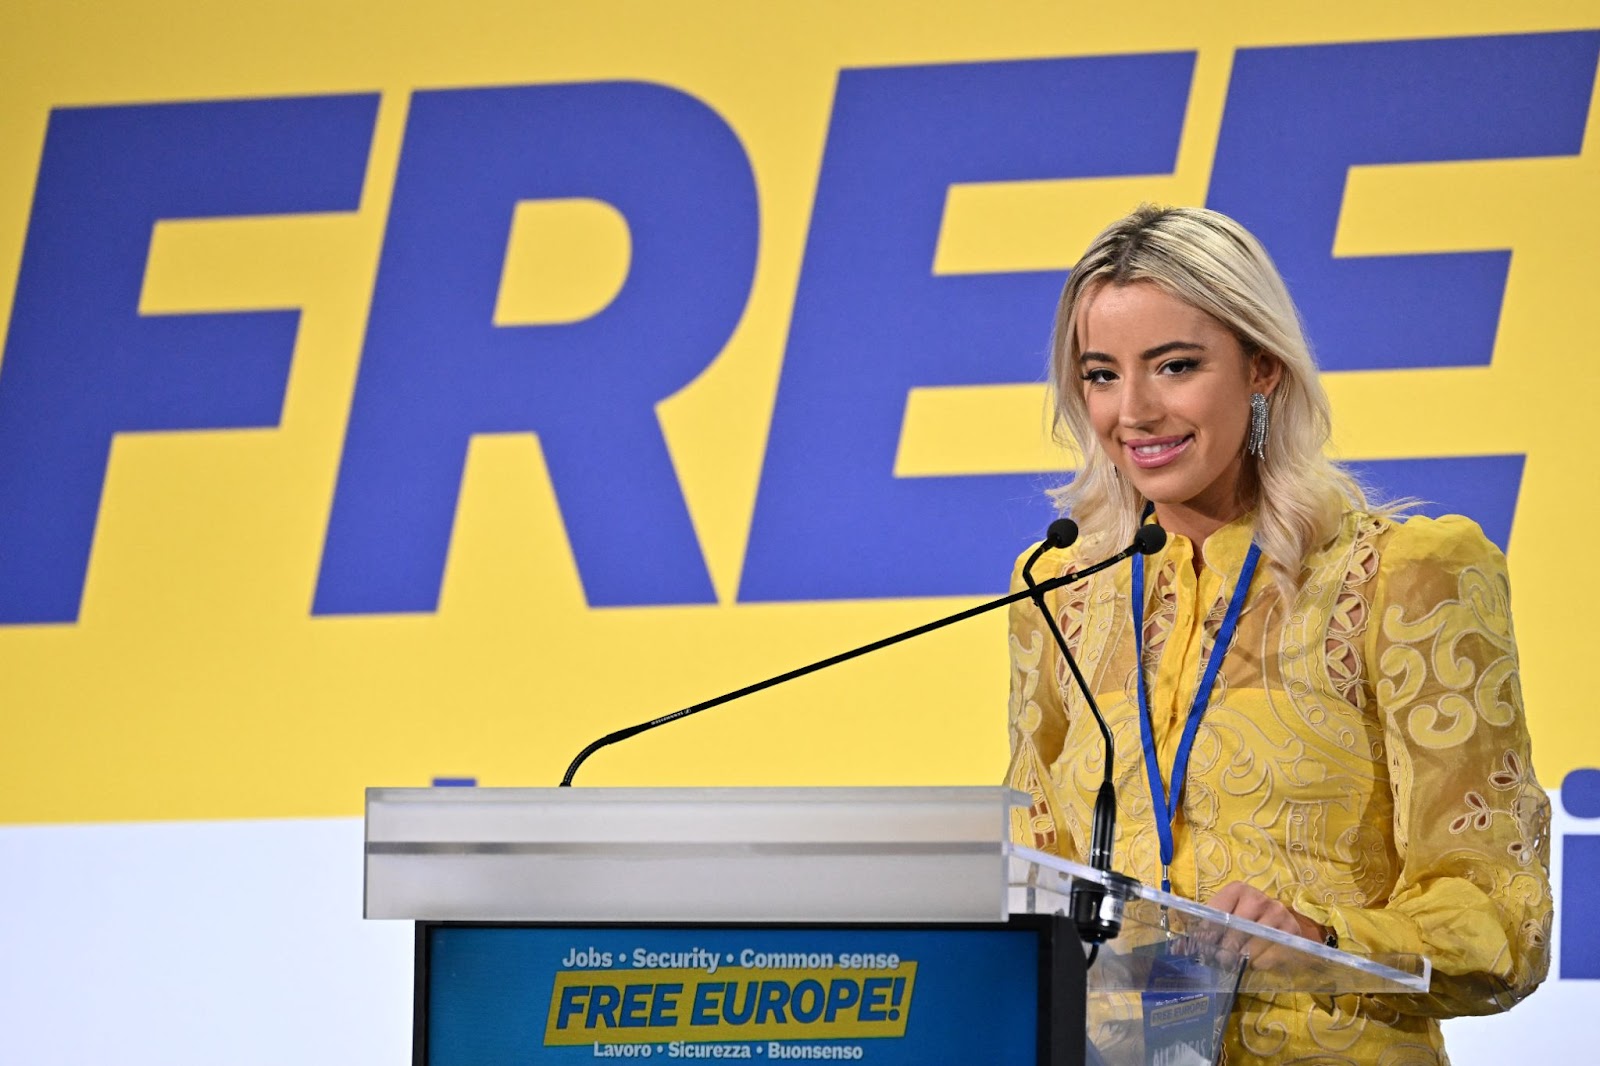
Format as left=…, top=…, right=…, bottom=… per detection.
left=1079, top=941, right=1244, bottom=1066
left=1009, top=845, right=1431, bottom=996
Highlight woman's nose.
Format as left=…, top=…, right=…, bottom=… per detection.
left=1118, top=376, right=1159, bottom=429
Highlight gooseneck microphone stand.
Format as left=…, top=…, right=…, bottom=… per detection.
left=1021, top=520, right=1168, bottom=946
left=561, top=527, right=1164, bottom=789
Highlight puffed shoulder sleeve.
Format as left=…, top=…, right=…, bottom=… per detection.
left=1004, top=544, right=1078, bottom=858
left=1299, top=516, right=1552, bottom=1016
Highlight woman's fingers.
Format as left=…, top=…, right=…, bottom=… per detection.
left=1204, top=881, right=1318, bottom=967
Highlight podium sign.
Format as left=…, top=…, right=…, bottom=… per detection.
left=418, top=918, right=1082, bottom=1065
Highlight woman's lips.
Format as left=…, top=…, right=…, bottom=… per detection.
left=1124, top=435, right=1192, bottom=469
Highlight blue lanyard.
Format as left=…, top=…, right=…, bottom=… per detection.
left=1132, top=536, right=1261, bottom=894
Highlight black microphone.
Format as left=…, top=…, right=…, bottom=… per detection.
left=1022, top=518, right=1166, bottom=945
left=1132, top=523, right=1168, bottom=557
left=559, top=524, right=1157, bottom=787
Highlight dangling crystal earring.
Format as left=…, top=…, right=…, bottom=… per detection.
left=1246, top=392, right=1269, bottom=458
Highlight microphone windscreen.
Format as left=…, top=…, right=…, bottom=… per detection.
left=1132, top=524, right=1168, bottom=555
left=1046, top=518, right=1079, bottom=549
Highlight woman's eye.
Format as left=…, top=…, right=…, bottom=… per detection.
left=1080, top=369, right=1114, bottom=385
left=1159, top=358, right=1198, bottom=375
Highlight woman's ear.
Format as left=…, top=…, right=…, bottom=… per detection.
left=1251, top=351, right=1284, bottom=397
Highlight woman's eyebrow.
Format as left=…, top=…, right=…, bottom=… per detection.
left=1079, top=340, right=1205, bottom=363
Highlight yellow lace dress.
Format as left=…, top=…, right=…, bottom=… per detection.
left=1006, top=511, right=1551, bottom=1065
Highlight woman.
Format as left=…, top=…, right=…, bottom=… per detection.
left=1006, top=205, right=1550, bottom=1064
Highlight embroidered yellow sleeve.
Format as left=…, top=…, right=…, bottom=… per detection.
left=1004, top=544, right=1077, bottom=859
left=1303, top=516, right=1552, bottom=1017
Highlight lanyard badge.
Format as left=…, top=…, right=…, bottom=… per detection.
left=1131, top=538, right=1262, bottom=894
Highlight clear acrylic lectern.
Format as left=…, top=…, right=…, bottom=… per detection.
left=367, top=786, right=1430, bottom=1066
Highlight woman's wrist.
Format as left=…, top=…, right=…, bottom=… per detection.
left=1293, top=908, right=1337, bottom=947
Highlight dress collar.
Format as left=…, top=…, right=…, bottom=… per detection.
left=1147, top=509, right=1258, bottom=579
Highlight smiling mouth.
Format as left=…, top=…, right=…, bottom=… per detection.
left=1125, top=435, right=1192, bottom=469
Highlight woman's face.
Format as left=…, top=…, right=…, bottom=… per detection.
left=1075, top=281, right=1280, bottom=529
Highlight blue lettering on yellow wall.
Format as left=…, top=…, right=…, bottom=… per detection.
left=739, top=54, right=1195, bottom=602
left=1345, top=456, right=1525, bottom=552
left=1562, top=768, right=1600, bottom=979
left=1211, top=33, right=1598, bottom=553
left=1212, top=33, right=1598, bottom=373
left=0, top=34, right=1596, bottom=623
left=0, top=95, right=378, bottom=624
left=314, top=83, right=758, bottom=614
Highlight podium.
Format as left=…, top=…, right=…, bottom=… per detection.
left=366, top=786, right=1430, bottom=1066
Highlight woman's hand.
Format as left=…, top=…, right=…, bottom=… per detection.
left=1207, top=881, right=1325, bottom=942
left=1202, top=881, right=1332, bottom=971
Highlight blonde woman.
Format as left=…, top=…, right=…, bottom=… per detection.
left=1007, top=205, right=1550, bottom=1064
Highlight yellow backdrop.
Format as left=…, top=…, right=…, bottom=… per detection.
left=1, top=1, right=1596, bottom=825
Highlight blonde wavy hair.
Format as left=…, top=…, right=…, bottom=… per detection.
left=1049, top=204, right=1372, bottom=593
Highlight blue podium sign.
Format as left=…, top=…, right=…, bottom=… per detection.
left=418, top=920, right=1078, bottom=1065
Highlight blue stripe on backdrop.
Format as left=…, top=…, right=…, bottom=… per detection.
left=1347, top=455, right=1524, bottom=552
